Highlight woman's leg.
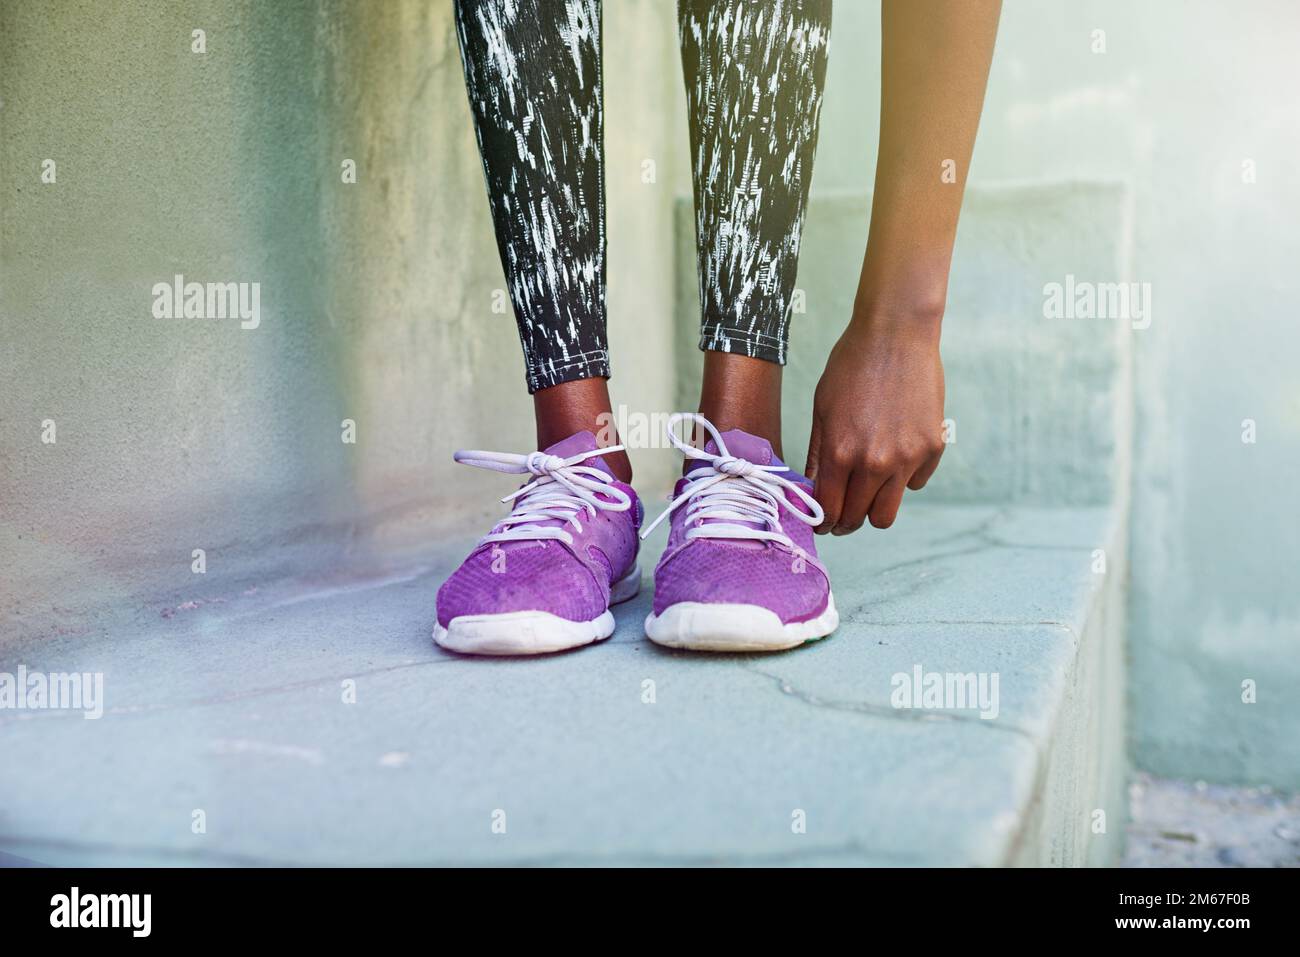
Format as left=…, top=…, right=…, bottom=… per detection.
left=678, top=0, right=832, bottom=456
left=454, top=0, right=630, bottom=479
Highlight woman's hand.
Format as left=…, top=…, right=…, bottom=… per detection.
left=805, top=314, right=946, bottom=534
left=801, top=0, right=1000, bottom=535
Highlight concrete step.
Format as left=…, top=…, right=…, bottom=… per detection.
left=0, top=502, right=1126, bottom=866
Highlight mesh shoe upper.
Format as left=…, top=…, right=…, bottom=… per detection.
left=436, top=432, right=640, bottom=626
left=649, top=427, right=831, bottom=624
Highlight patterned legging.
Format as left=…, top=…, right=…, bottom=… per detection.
left=456, top=0, right=831, bottom=393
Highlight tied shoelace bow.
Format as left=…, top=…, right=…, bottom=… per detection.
left=453, top=444, right=631, bottom=547
left=639, top=412, right=823, bottom=548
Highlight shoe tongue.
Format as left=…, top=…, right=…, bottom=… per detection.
left=693, top=428, right=814, bottom=489
left=702, top=429, right=784, bottom=470
left=689, top=429, right=783, bottom=542
left=543, top=430, right=614, bottom=478
left=491, top=431, right=617, bottom=546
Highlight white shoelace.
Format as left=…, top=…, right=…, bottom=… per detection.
left=454, top=444, right=631, bottom=547
left=639, top=412, right=823, bottom=547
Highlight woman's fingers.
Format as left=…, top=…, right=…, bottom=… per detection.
left=808, top=406, right=946, bottom=534
left=821, top=439, right=944, bottom=533
left=812, top=453, right=851, bottom=534
left=833, top=469, right=886, bottom=535
left=804, top=416, right=823, bottom=483
left=813, top=464, right=848, bottom=534
left=867, top=473, right=909, bottom=529
left=907, top=447, right=944, bottom=490
left=808, top=413, right=847, bottom=534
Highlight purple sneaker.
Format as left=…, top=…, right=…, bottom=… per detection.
left=434, top=431, right=642, bottom=655
left=640, top=413, right=837, bottom=652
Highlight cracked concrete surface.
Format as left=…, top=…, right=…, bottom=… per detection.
left=0, top=504, right=1123, bottom=866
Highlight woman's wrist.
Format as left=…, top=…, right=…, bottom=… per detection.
left=848, top=292, right=946, bottom=345
left=850, top=248, right=950, bottom=341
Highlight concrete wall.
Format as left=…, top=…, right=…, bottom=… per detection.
left=0, top=0, right=683, bottom=626
left=801, top=1, right=1300, bottom=788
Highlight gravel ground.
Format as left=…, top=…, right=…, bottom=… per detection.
left=1124, top=771, right=1300, bottom=867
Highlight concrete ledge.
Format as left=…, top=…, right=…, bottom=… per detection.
left=0, top=502, right=1126, bottom=866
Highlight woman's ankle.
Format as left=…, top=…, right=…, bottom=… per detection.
left=696, top=351, right=784, bottom=459
left=533, top=378, right=633, bottom=483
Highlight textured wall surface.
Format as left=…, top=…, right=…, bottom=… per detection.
left=0, top=0, right=683, bottom=626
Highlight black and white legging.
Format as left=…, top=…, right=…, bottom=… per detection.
left=456, top=0, right=831, bottom=393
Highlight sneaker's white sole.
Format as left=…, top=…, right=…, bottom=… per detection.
left=433, top=564, right=641, bottom=656
left=644, top=592, right=838, bottom=652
